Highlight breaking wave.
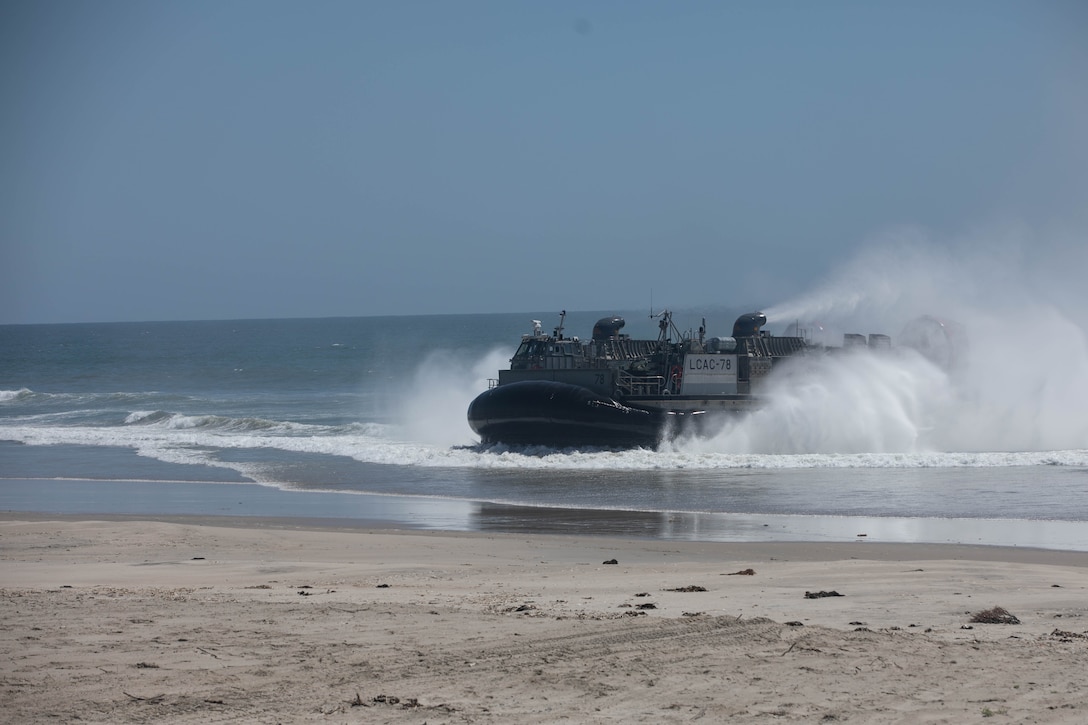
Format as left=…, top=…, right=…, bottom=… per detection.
left=3, top=411, right=1087, bottom=477
left=0, top=388, right=33, bottom=403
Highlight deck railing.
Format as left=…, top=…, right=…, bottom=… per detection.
left=616, top=370, right=666, bottom=396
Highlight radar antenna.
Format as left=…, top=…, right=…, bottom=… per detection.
left=553, top=310, right=566, bottom=339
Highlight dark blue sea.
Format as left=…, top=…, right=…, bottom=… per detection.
left=2, top=312, right=1087, bottom=550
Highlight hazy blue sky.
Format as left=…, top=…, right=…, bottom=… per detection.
left=2, top=1, right=1086, bottom=324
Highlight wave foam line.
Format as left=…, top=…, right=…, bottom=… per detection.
left=2, top=421, right=1086, bottom=473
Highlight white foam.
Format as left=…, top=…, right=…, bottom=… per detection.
left=0, top=388, right=33, bottom=403
left=3, top=410, right=1088, bottom=481
left=397, top=346, right=510, bottom=447
left=762, top=225, right=1088, bottom=454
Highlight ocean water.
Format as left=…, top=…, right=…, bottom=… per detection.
left=2, top=313, right=1087, bottom=550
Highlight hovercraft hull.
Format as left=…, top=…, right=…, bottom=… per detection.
left=467, top=380, right=673, bottom=448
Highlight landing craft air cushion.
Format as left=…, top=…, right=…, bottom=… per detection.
left=467, top=310, right=903, bottom=448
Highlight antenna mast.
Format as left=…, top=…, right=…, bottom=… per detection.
left=553, top=310, right=566, bottom=339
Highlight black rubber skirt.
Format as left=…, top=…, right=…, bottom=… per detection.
left=467, top=380, right=673, bottom=448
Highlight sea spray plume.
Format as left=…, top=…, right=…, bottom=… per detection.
left=765, top=224, right=1085, bottom=340
left=686, top=346, right=953, bottom=455
left=400, top=347, right=509, bottom=447
left=763, top=228, right=973, bottom=332
left=898, top=316, right=968, bottom=372
left=754, top=225, right=1088, bottom=453
left=938, top=303, right=1088, bottom=452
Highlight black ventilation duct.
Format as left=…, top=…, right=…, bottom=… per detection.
left=592, top=316, right=625, bottom=341
left=732, top=312, right=767, bottom=338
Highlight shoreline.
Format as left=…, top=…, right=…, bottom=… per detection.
left=5, top=509, right=1088, bottom=565
left=3, top=514, right=1087, bottom=722
left=5, top=475, right=1088, bottom=551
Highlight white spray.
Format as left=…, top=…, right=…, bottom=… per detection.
left=700, top=225, right=1088, bottom=454
left=399, top=347, right=510, bottom=447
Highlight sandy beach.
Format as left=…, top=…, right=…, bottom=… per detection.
left=2, top=514, right=1087, bottom=723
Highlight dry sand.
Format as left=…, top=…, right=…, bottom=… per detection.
left=2, top=513, right=1087, bottom=723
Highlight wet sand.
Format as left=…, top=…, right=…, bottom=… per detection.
left=2, top=513, right=1087, bottom=723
